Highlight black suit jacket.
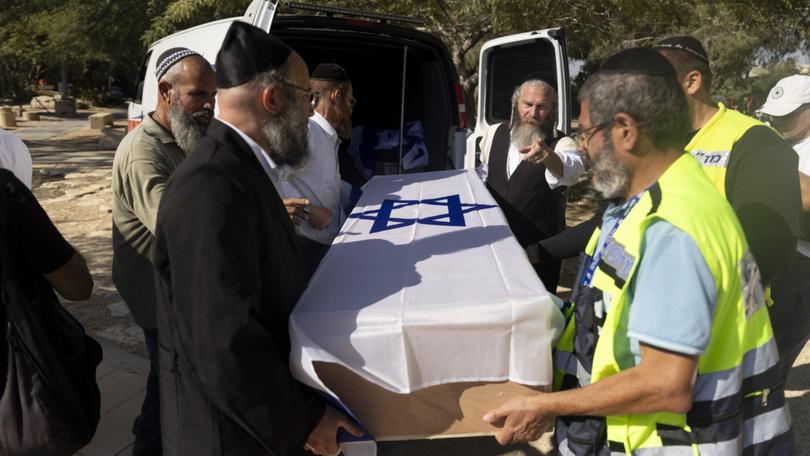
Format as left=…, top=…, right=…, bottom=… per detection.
left=485, top=122, right=567, bottom=246
left=154, top=119, right=324, bottom=455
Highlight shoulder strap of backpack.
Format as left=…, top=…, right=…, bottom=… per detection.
left=0, top=171, right=27, bottom=324
left=0, top=171, right=12, bottom=308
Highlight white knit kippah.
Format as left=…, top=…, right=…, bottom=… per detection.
left=155, top=47, right=201, bottom=81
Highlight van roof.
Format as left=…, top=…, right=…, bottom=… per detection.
left=149, top=16, right=239, bottom=50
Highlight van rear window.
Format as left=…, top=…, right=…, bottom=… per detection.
left=133, top=50, right=152, bottom=104
left=486, top=40, right=557, bottom=125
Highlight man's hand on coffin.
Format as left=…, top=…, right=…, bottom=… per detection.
left=483, top=394, right=553, bottom=445
left=484, top=345, right=698, bottom=447
left=306, top=205, right=333, bottom=230
left=304, top=405, right=363, bottom=455
left=283, top=197, right=310, bottom=225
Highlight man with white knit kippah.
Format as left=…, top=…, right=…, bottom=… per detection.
left=112, top=46, right=216, bottom=456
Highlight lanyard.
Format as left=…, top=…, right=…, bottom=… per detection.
left=580, top=195, right=641, bottom=287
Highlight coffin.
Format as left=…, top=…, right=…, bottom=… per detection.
left=290, top=169, right=564, bottom=440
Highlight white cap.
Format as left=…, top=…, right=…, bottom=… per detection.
left=757, top=75, right=810, bottom=117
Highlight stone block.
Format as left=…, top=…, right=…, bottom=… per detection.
left=31, top=96, right=55, bottom=109
left=0, top=110, right=16, bottom=128
left=89, top=112, right=113, bottom=129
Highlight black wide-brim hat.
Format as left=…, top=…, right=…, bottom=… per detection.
left=215, top=21, right=293, bottom=89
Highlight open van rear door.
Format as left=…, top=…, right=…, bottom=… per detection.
left=244, top=0, right=279, bottom=32
left=464, top=28, right=570, bottom=169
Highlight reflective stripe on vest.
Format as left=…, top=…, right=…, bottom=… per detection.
left=557, top=154, right=790, bottom=455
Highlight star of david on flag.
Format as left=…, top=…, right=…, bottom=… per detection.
left=348, top=194, right=498, bottom=233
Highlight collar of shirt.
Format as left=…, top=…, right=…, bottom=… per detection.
left=216, top=117, right=288, bottom=189
left=604, top=189, right=648, bottom=218
left=794, top=135, right=810, bottom=153
left=310, top=111, right=340, bottom=150
left=143, top=112, right=179, bottom=147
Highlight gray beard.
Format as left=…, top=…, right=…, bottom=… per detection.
left=168, top=97, right=211, bottom=153
left=591, top=138, right=630, bottom=199
left=261, top=103, right=310, bottom=167
left=510, top=122, right=548, bottom=149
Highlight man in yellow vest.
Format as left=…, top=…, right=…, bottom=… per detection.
left=654, top=36, right=802, bottom=286
left=484, top=48, right=791, bottom=455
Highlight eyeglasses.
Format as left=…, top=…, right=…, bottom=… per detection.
left=274, top=78, right=319, bottom=109
left=571, top=123, right=609, bottom=151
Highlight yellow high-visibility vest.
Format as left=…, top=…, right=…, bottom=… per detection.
left=554, top=154, right=790, bottom=455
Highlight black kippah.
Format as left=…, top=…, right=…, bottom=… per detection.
left=215, top=21, right=293, bottom=89
left=599, top=48, right=677, bottom=79
left=155, top=47, right=202, bottom=81
left=311, top=63, right=350, bottom=82
left=653, top=36, right=709, bottom=63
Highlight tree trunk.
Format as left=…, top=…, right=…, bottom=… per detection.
left=60, top=61, right=69, bottom=100
left=0, top=66, right=6, bottom=98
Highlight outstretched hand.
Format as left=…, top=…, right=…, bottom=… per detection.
left=519, top=139, right=564, bottom=178
left=483, top=394, right=554, bottom=445
left=519, top=139, right=551, bottom=165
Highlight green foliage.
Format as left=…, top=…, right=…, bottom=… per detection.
left=141, top=0, right=245, bottom=45
left=0, top=0, right=155, bottom=102
left=1, top=0, right=807, bottom=110
left=716, top=60, right=803, bottom=115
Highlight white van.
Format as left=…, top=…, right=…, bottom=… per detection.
left=128, top=0, right=570, bottom=175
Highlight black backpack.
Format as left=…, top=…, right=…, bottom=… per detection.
left=0, top=170, right=103, bottom=455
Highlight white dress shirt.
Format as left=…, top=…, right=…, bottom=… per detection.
left=279, top=112, right=344, bottom=245
left=794, top=137, right=810, bottom=257
left=0, top=128, right=33, bottom=189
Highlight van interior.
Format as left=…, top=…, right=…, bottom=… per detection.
left=484, top=39, right=559, bottom=126
left=274, top=25, right=456, bottom=175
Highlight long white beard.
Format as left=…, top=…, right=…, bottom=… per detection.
left=510, top=122, right=547, bottom=149
left=168, top=97, right=211, bottom=153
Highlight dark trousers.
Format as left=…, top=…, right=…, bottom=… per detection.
left=533, top=258, right=562, bottom=293
left=769, top=253, right=810, bottom=383
left=133, top=327, right=161, bottom=453
left=297, top=235, right=330, bottom=281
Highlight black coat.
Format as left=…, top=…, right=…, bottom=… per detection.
left=485, top=122, right=567, bottom=246
left=154, top=119, right=324, bottom=455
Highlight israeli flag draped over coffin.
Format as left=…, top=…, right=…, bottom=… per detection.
left=290, top=169, right=564, bottom=397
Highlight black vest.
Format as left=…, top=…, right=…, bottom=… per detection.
left=486, top=122, right=567, bottom=246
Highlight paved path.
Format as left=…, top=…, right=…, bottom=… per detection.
left=14, top=117, right=89, bottom=141
left=12, top=109, right=126, bottom=142
left=29, top=141, right=115, bottom=168
left=78, top=343, right=149, bottom=456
